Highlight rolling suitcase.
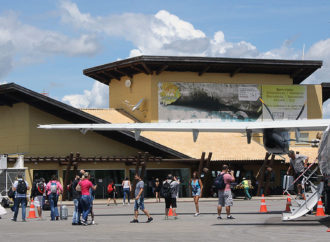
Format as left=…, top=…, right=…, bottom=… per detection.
left=60, top=201, right=68, bottom=220
left=283, top=175, right=294, bottom=191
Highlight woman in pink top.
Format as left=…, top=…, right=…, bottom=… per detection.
left=78, top=172, right=96, bottom=225
left=46, top=175, right=63, bottom=221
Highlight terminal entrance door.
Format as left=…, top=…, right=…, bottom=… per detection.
left=130, top=168, right=190, bottom=197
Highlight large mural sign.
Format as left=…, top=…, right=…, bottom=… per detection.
left=158, top=82, right=262, bottom=122
left=261, top=85, right=307, bottom=120
left=158, top=82, right=307, bottom=122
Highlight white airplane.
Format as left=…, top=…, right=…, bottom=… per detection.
left=38, top=97, right=330, bottom=155
left=38, top=118, right=330, bottom=155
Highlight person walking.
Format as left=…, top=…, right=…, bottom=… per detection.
left=240, top=177, right=252, bottom=200
left=154, top=178, right=161, bottom=203
left=11, top=173, right=30, bottom=222
left=287, top=150, right=308, bottom=199
left=71, top=174, right=82, bottom=225
left=163, top=174, right=180, bottom=220
left=77, top=172, right=96, bottom=225
left=217, top=164, right=235, bottom=219
left=122, top=177, right=131, bottom=205
left=107, top=180, right=117, bottom=206
left=31, top=177, right=46, bottom=219
left=190, top=171, right=203, bottom=217
left=46, top=175, right=63, bottom=221
left=130, top=173, right=153, bottom=223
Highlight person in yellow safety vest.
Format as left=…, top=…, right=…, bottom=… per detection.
left=240, top=177, right=251, bottom=200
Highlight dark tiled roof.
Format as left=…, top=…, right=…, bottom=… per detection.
left=0, top=83, right=189, bottom=158
left=83, top=55, right=322, bottom=85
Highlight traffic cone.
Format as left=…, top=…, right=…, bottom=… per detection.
left=327, top=228, right=330, bottom=232
left=259, top=194, right=268, bottom=213
left=27, top=200, right=37, bottom=219
left=168, top=208, right=176, bottom=217
left=285, top=195, right=292, bottom=212
left=315, top=198, right=325, bottom=216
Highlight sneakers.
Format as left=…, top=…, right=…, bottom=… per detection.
left=194, top=213, right=200, bottom=217
left=11, top=218, right=16, bottom=222
left=227, top=215, right=235, bottom=219
left=22, top=219, right=26, bottom=222
left=91, top=220, right=95, bottom=225
left=130, top=219, right=139, bottom=223
left=146, top=217, right=153, bottom=223
left=81, top=220, right=88, bottom=226
left=217, top=216, right=222, bottom=220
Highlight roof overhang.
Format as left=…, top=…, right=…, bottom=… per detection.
left=83, top=55, right=322, bottom=85
left=0, top=83, right=189, bottom=159
left=322, top=82, right=330, bottom=103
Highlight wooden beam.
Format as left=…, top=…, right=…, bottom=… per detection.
left=198, top=65, right=210, bottom=76
left=230, top=67, right=242, bottom=77
left=91, top=73, right=109, bottom=84
left=156, top=65, right=168, bottom=75
left=130, top=65, right=145, bottom=73
left=114, top=68, right=133, bottom=78
left=141, top=62, right=152, bottom=74
left=102, top=70, right=120, bottom=81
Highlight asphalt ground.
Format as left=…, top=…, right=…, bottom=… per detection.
left=0, top=198, right=329, bottom=242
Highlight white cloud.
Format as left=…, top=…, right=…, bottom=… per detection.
left=58, top=1, right=330, bottom=109
left=62, top=81, right=108, bottom=108
left=0, top=11, right=100, bottom=79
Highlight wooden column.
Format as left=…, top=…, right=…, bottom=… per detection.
left=131, top=153, right=142, bottom=197
left=140, top=152, right=148, bottom=180
left=264, top=154, right=275, bottom=196
left=63, top=153, right=73, bottom=201
left=198, top=152, right=206, bottom=177
left=203, top=152, right=213, bottom=197
left=256, top=152, right=271, bottom=196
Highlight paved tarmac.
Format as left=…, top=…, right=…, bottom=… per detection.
left=0, top=198, right=329, bottom=242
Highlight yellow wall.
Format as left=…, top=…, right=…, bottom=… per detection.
left=109, top=71, right=294, bottom=122
left=28, top=105, right=141, bottom=157
left=0, top=103, right=30, bottom=154
left=109, top=73, right=152, bottom=122
left=0, top=103, right=142, bottom=157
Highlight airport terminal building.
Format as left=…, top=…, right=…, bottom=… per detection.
left=0, top=56, right=326, bottom=198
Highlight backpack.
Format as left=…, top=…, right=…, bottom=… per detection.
left=161, top=181, right=173, bottom=198
left=37, top=182, right=45, bottom=194
left=107, top=184, right=114, bottom=193
left=16, top=180, right=27, bottom=194
left=214, top=173, right=226, bottom=190
left=8, top=187, right=15, bottom=199
left=50, top=182, right=57, bottom=194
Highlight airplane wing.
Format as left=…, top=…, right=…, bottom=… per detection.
left=38, top=119, right=330, bottom=141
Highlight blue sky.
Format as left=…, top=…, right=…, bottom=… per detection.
left=1, top=0, right=330, bottom=112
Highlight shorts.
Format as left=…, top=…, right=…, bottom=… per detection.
left=107, top=191, right=116, bottom=198
left=134, top=197, right=145, bottom=211
left=33, top=195, right=43, bottom=207
left=295, top=172, right=304, bottom=185
left=165, top=197, right=177, bottom=209
left=192, top=188, right=201, bottom=197
left=218, top=190, right=233, bottom=207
